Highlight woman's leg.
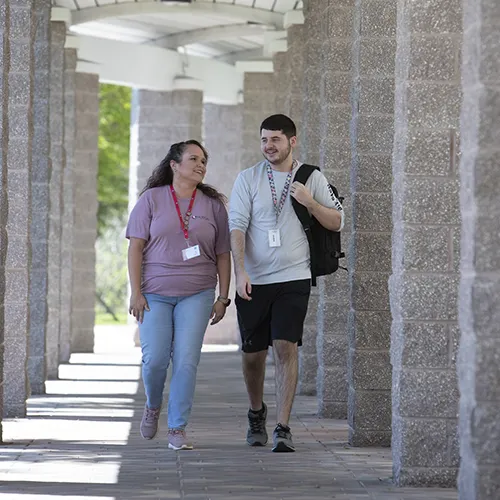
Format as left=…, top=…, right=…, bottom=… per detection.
left=140, top=293, right=175, bottom=409
left=167, top=289, right=215, bottom=430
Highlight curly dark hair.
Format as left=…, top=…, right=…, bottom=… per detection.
left=140, top=140, right=227, bottom=204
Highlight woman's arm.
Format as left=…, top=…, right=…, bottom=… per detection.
left=128, top=237, right=149, bottom=323
left=216, top=252, right=231, bottom=299
left=211, top=252, right=231, bottom=325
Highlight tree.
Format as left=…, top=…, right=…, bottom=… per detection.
left=98, top=83, right=131, bottom=235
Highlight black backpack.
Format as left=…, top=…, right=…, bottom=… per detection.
left=291, top=164, right=346, bottom=286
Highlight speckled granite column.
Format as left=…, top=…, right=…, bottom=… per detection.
left=129, top=88, right=203, bottom=205
left=241, top=73, right=275, bottom=169
left=2, top=0, right=35, bottom=418
left=0, top=0, right=8, bottom=433
left=71, top=71, right=99, bottom=353
left=273, top=51, right=289, bottom=114
left=286, top=24, right=304, bottom=160
left=46, top=21, right=65, bottom=378
left=28, top=0, right=51, bottom=395
left=297, top=0, right=322, bottom=397
left=59, top=46, right=77, bottom=363
left=203, top=103, right=242, bottom=345
left=458, top=1, right=500, bottom=498
left=347, top=0, right=395, bottom=445
left=390, top=0, right=462, bottom=486
left=314, top=0, right=353, bottom=417
left=203, top=103, right=242, bottom=199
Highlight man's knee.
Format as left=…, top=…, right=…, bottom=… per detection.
left=272, top=340, right=298, bottom=362
left=243, top=350, right=267, bottom=371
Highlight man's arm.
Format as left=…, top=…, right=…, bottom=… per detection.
left=230, top=230, right=252, bottom=301
left=229, top=173, right=253, bottom=300
left=230, top=229, right=246, bottom=276
left=290, top=181, right=343, bottom=231
left=309, top=201, right=342, bottom=231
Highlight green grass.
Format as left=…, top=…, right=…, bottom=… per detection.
left=95, top=311, right=128, bottom=325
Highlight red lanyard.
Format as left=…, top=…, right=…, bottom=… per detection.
left=170, top=185, right=197, bottom=241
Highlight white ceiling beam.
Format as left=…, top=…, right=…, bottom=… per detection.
left=71, top=2, right=285, bottom=29
left=215, top=47, right=266, bottom=65
left=153, top=23, right=272, bottom=49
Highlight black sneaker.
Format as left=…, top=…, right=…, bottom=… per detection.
left=246, top=402, right=268, bottom=446
left=272, top=423, right=295, bottom=452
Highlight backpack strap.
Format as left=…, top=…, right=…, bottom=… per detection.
left=292, top=164, right=320, bottom=286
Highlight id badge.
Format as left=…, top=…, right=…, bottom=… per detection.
left=268, top=229, right=281, bottom=248
left=182, top=245, right=201, bottom=261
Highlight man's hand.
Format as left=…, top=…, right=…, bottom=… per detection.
left=236, top=270, right=252, bottom=301
left=290, top=182, right=314, bottom=209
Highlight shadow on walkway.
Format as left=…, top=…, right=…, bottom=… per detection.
left=0, top=326, right=457, bottom=500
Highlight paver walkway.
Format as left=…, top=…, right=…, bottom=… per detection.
left=0, top=326, right=457, bottom=500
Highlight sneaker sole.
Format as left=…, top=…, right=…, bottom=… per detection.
left=140, top=430, right=158, bottom=440
left=272, top=442, right=295, bottom=453
left=247, top=439, right=268, bottom=447
left=168, top=443, right=193, bottom=451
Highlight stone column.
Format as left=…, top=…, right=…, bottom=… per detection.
left=203, top=103, right=242, bottom=345
left=390, top=0, right=462, bottom=486
left=310, top=0, right=353, bottom=417
left=285, top=24, right=304, bottom=160
left=59, top=44, right=77, bottom=363
left=2, top=0, right=35, bottom=418
left=458, top=1, right=500, bottom=498
left=347, top=0, right=395, bottom=444
left=46, top=20, right=66, bottom=377
left=273, top=51, right=289, bottom=114
left=0, top=0, right=8, bottom=434
left=203, top=103, right=242, bottom=199
left=241, top=70, right=275, bottom=170
left=129, top=86, right=203, bottom=205
left=71, top=71, right=99, bottom=353
left=28, top=0, right=51, bottom=394
left=297, top=0, right=322, bottom=397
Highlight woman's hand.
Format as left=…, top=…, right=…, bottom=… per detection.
left=210, top=300, right=227, bottom=325
left=129, top=293, right=150, bottom=323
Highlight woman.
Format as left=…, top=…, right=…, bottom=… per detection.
left=126, top=140, right=231, bottom=450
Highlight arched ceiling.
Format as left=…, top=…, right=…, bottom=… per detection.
left=53, top=0, right=303, bottom=62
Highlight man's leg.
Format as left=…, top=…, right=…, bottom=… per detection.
left=242, top=350, right=268, bottom=411
left=235, top=286, right=273, bottom=446
left=272, top=339, right=299, bottom=426
left=270, top=279, right=311, bottom=452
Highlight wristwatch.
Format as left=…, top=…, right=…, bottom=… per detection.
left=217, top=296, right=231, bottom=307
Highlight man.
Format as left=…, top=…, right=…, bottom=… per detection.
left=229, top=114, right=344, bottom=452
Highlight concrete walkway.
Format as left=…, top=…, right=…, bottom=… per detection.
left=0, top=326, right=457, bottom=500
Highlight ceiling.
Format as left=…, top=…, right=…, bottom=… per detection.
left=54, top=0, right=303, bottom=62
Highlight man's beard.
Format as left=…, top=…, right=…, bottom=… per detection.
left=263, top=142, right=292, bottom=165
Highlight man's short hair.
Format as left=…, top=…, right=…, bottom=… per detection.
left=260, top=114, right=297, bottom=139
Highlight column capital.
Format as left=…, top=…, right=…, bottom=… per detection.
left=284, top=10, right=304, bottom=29
left=76, top=60, right=100, bottom=75
left=51, top=7, right=72, bottom=26
left=173, top=76, right=204, bottom=92
left=65, top=35, right=80, bottom=50
left=235, top=61, right=274, bottom=73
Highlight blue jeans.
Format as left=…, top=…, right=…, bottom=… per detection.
left=140, top=289, right=215, bottom=430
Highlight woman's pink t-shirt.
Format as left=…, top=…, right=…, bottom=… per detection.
left=126, top=186, right=230, bottom=297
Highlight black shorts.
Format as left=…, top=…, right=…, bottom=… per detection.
left=235, top=279, right=311, bottom=353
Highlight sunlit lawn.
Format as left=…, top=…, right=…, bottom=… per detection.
left=95, top=310, right=128, bottom=325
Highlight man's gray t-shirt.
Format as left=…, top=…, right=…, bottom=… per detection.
left=229, top=161, right=344, bottom=285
